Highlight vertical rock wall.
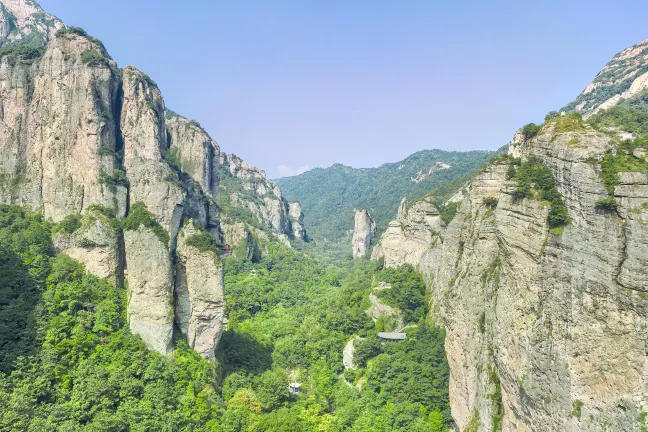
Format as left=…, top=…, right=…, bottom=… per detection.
left=175, top=220, right=226, bottom=358
left=352, top=209, right=375, bottom=258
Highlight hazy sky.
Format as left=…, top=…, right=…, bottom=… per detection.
left=39, top=0, right=648, bottom=178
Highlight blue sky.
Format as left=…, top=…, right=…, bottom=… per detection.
left=39, top=0, right=648, bottom=178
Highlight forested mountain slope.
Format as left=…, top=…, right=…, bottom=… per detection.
left=276, top=149, right=495, bottom=242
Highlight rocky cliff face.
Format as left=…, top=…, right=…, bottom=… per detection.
left=375, top=53, right=648, bottom=430
left=0, top=0, right=63, bottom=47
left=220, top=152, right=305, bottom=244
left=565, top=38, right=648, bottom=117
left=288, top=201, right=305, bottom=240
left=175, top=220, right=225, bottom=358
left=0, top=2, right=305, bottom=357
left=371, top=198, right=444, bottom=268
left=124, top=224, right=175, bottom=355
left=352, top=209, right=375, bottom=258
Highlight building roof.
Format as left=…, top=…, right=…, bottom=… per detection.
left=378, top=332, right=406, bottom=340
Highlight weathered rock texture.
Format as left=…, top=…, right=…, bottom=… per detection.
left=375, top=121, right=648, bottom=430
left=352, top=209, right=375, bottom=258
left=371, top=199, right=444, bottom=270
left=288, top=201, right=305, bottom=240
left=0, top=0, right=63, bottom=47
left=566, top=38, right=648, bottom=117
left=175, top=221, right=226, bottom=358
left=53, top=208, right=121, bottom=284
left=166, top=112, right=220, bottom=198
left=121, top=67, right=186, bottom=236
left=0, top=31, right=124, bottom=220
left=221, top=152, right=305, bottom=239
left=124, top=226, right=174, bottom=355
left=0, top=3, right=306, bottom=357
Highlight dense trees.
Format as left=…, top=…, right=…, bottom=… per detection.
left=276, top=149, right=496, bottom=243
left=0, top=205, right=451, bottom=431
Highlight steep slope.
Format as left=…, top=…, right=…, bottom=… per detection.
left=0, top=3, right=304, bottom=357
left=374, top=53, right=648, bottom=430
left=0, top=0, right=63, bottom=47
left=276, top=149, right=495, bottom=242
left=564, top=38, right=648, bottom=117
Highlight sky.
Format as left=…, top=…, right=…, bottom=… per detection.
left=39, top=0, right=648, bottom=178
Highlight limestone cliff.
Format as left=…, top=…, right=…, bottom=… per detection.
left=220, top=152, right=306, bottom=245
left=166, top=111, right=220, bottom=199
left=375, top=120, right=648, bottom=430
left=0, top=2, right=306, bottom=357
left=124, top=224, right=175, bottom=355
left=52, top=207, right=121, bottom=285
left=175, top=220, right=226, bottom=358
left=288, top=201, right=305, bottom=240
left=373, top=43, right=648, bottom=430
left=352, top=209, right=375, bottom=258
left=371, top=198, right=444, bottom=268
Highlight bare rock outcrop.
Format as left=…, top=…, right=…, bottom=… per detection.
left=121, top=66, right=185, bottom=238
left=374, top=121, right=648, bottom=430
left=53, top=208, right=121, bottom=284
left=567, top=38, right=648, bottom=117
left=166, top=112, right=220, bottom=198
left=221, top=152, right=305, bottom=240
left=371, top=199, right=444, bottom=269
left=124, top=225, right=174, bottom=355
left=352, top=209, right=375, bottom=258
left=288, top=201, right=305, bottom=240
left=0, top=31, right=124, bottom=220
left=175, top=220, right=226, bottom=358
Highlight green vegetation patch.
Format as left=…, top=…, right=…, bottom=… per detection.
left=86, top=204, right=121, bottom=233
left=276, top=149, right=497, bottom=244
left=80, top=48, right=108, bottom=67
left=571, top=400, right=584, bottom=421
left=439, top=201, right=460, bottom=225
left=122, top=202, right=169, bottom=246
left=599, top=144, right=648, bottom=194
left=99, top=169, right=128, bottom=192
left=56, top=26, right=109, bottom=57
left=0, top=42, right=44, bottom=65
left=511, top=157, right=569, bottom=228
left=595, top=196, right=618, bottom=212
left=521, top=123, right=541, bottom=140
left=483, top=196, right=498, bottom=209
left=53, top=213, right=82, bottom=234
left=185, top=223, right=221, bottom=259
left=588, top=94, right=648, bottom=137
left=488, top=366, right=504, bottom=431
left=0, top=206, right=453, bottom=431
left=545, top=112, right=586, bottom=133
left=373, top=264, right=428, bottom=322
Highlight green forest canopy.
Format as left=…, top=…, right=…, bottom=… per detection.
left=0, top=205, right=450, bottom=431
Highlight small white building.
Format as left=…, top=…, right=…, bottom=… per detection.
left=289, top=382, right=302, bottom=395
left=378, top=332, right=407, bottom=342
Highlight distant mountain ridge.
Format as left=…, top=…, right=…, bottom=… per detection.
left=564, top=38, right=648, bottom=117
left=276, top=148, right=496, bottom=242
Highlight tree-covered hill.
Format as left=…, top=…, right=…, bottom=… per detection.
left=275, top=149, right=496, bottom=242
left=0, top=205, right=451, bottom=431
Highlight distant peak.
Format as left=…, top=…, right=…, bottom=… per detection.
left=0, top=0, right=64, bottom=47
left=565, top=38, right=648, bottom=117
